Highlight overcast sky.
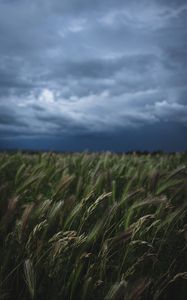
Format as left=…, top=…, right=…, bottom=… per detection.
left=0, top=0, right=187, bottom=152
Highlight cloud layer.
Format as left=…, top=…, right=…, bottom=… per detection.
left=0, top=0, right=187, bottom=150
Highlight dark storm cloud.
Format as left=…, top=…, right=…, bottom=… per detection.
left=0, top=0, right=187, bottom=150
left=0, top=109, right=25, bottom=126
left=156, top=0, right=186, bottom=7
left=51, top=54, right=158, bottom=80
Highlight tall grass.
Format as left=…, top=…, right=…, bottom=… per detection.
left=0, top=152, right=186, bottom=300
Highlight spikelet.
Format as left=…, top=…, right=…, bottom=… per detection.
left=24, top=259, right=36, bottom=300
left=105, top=280, right=127, bottom=300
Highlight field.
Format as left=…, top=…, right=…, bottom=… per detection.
left=0, top=152, right=187, bottom=300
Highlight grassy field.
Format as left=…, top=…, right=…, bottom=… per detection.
left=0, top=152, right=187, bottom=300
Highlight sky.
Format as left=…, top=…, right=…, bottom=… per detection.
left=0, top=0, right=187, bottom=152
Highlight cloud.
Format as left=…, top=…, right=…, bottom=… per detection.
left=0, top=0, right=186, bottom=151
left=1, top=87, right=186, bottom=142
left=154, top=101, right=187, bottom=122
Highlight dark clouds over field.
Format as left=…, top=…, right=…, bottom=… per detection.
left=0, top=0, right=187, bottom=151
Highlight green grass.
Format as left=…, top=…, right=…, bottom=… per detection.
left=0, top=152, right=187, bottom=300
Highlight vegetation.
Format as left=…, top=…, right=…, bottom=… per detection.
left=0, top=152, right=187, bottom=300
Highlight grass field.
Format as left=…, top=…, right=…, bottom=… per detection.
left=0, top=152, right=187, bottom=300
